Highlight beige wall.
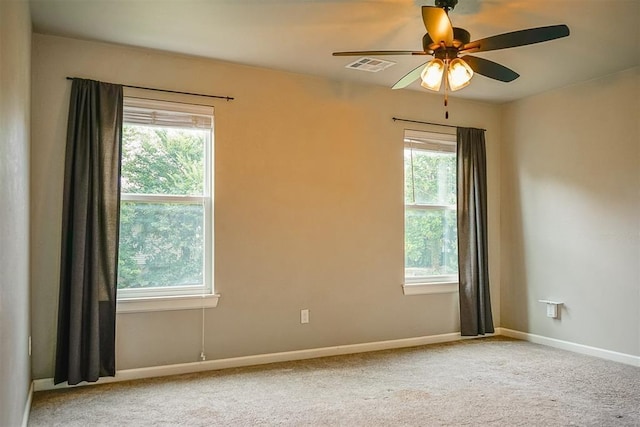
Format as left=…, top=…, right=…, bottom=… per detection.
left=30, top=34, right=501, bottom=378
left=0, top=0, right=32, bottom=424
left=501, top=67, right=640, bottom=356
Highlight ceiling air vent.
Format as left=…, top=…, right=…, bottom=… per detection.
left=345, top=57, right=396, bottom=73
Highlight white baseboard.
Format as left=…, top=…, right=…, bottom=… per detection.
left=21, top=381, right=33, bottom=427
left=36, top=328, right=638, bottom=393
left=499, top=328, right=640, bottom=367
left=34, top=331, right=488, bottom=392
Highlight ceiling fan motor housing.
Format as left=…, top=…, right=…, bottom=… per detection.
left=423, top=27, right=470, bottom=51
left=435, top=0, right=458, bottom=11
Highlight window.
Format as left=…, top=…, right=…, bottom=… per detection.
left=404, top=130, right=458, bottom=291
left=117, top=97, right=217, bottom=311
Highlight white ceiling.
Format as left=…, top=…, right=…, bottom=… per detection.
left=29, top=0, right=640, bottom=103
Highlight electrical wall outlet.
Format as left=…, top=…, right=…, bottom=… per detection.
left=300, top=309, right=309, bottom=324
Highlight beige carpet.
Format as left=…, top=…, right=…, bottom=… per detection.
left=29, top=337, right=640, bottom=426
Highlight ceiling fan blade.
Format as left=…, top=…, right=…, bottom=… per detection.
left=333, top=50, right=428, bottom=56
left=422, top=6, right=453, bottom=46
left=461, top=55, right=519, bottom=82
left=392, top=62, right=428, bottom=89
left=461, top=24, right=569, bottom=53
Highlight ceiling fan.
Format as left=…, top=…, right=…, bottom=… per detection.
left=333, top=0, right=569, bottom=101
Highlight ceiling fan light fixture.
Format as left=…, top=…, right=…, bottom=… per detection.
left=447, top=58, right=473, bottom=91
left=420, top=58, right=445, bottom=91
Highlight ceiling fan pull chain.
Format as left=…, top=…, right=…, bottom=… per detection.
left=444, top=92, right=449, bottom=119
left=444, top=61, right=449, bottom=119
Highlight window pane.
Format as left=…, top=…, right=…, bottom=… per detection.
left=118, top=202, right=204, bottom=289
left=404, top=148, right=456, bottom=205
left=121, top=125, right=206, bottom=195
left=405, top=208, right=458, bottom=279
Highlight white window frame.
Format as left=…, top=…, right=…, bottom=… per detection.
left=116, top=97, right=219, bottom=312
left=403, top=129, right=459, bottom=296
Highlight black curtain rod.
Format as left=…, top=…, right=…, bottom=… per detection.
left=392, top=117, right=485, bottom=132
left=65, top=77, right=234, bottom=101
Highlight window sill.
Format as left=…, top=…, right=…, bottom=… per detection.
left=117, top=293, right=220, bottom=314
left=402, top=282, right=458, bottom=296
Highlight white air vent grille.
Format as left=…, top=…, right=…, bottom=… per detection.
left=345, top=57, right=396, bottom=73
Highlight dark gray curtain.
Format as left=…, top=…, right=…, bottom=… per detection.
left=456, top=127, right=494, bottom=336
left=55, top=79, right=123, bottom=385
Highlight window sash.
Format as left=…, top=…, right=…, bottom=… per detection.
left=116, top=198, right=211, bottom=298
left=118, top=97, right=214, bottom=299
left=404, top=206, right=459, bottom=284
left=404, top=130, right=458, bottom=284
